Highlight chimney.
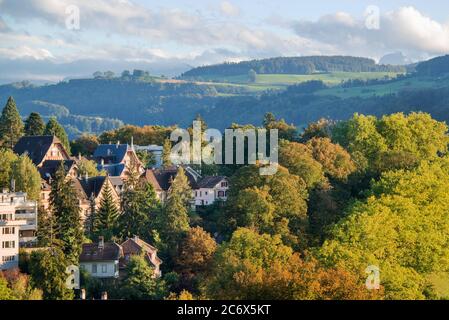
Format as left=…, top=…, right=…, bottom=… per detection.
left=101, top=158, right=104, bottom=166
left=116, top=140, right=120, bottom=148
left=80, top=289, right=86, bottom=300
left=84, top=172, right=89, bottom=182
left=98, top=236, right=104, bottom=250
left=101, top=291, right=108, bottom=300
left=10, top=179, right=15, bottom=193
left=134, top=235, right=139, bottom=242
left=78, top=153, right=82, bottom=161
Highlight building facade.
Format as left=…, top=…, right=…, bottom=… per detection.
left=0, top=191, right=38, bottom=246
left=0, top=198, right=26, bottom=270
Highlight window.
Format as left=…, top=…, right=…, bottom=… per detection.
left=102, top=264, right=107, bottom=273
left=92, top=264, right=97, bottom=273
left=221, top=181, right=228, bottom=187
left=0, top=214, right=13, bottom=221
left=2, top=256, right=15, bottom=262
left=2, top=241, right=15, bottom=249
left=218, top=191, right=225, bottom=198
left=2, top=227, right=15, bottom=235
left=205, top=191, right=208, bottom=195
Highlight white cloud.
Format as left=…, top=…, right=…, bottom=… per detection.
left=292, top=6, right=449, bottom=59
left=0, top=46, right=54, bottom=60
left=220, top=1, right=240, bottom=17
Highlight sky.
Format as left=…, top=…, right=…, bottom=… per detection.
left=1, top=0, right=449, bottom=83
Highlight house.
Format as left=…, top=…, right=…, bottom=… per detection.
left=79, top=237, right=162, bottom=279
left=134, top=144, right=163, bottom=168
left=79, top=238, right=122, bottom=279
left=74, top=175, right=121, bottom=225
left=93, top=141, right=144, bottom=178
left=143, top=166, right=199, bottom=203
left=144, top=166, right=229, bottom=208
left=0, top=191, right=39, bottom=246
left=38, top=159, right=79, bottom=210
left=0, top=197, right=26, bottom=270
left=120, top=236, right=162, bottom=278
left=13, top=136, right=70, bottom=167
left=194, top=176, right=229, bottom=206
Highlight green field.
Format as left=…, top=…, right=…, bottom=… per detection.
left=180, top=72, right=404, bottom=94
left=316, top=75, right=449, bottom=98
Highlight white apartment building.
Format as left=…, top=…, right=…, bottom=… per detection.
left=0, top=199, right=26, bottom=270
left=0, top=191, right=38, bottom=246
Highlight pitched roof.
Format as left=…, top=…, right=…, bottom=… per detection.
left=197, top=176, right=227, bottom=188
left=121, top=237, right=162, bottom=267
left=97, top=163, right=126, bottom=177
left=79, top=242, right=122, bottom=262
left=144, top=166, right=198, bottom=191
left=93, top=144, right=130, bottom=164
left=38, top=160, right=76, bottom=181
left=13, top=136, right=64, bottom=166
left=78, top=176, right=107, bottom=198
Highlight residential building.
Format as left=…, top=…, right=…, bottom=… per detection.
left=79, top=237, right=162, bottom=279
left=79, top=238, right=122, bottom=279
left=120, top=236, right=162, bottom=278
left=0, top=198, right=26, bottom=270
left=144, top=166, right=229, bottom=208
left=39, top=160, right=79, bottom=209
left=194, top=176, right=229, bottom=206
left=93, top=141, right=144, bottom=178
left=134, top=144, right=163, bottom=168
left=0, top=191, right=38, bottom=246
left=13, top=135, right=70, bottom=167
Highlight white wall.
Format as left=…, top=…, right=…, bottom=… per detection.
left=80, top=261, right=119, bottom=278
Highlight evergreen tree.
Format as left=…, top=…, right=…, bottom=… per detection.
left=24, top=112, right=45, bottom=136
left=44, top=117, right=70, bottom=153
left=119, top=178, right=159, bottom=240
left=156, top=167, right=191, bottom=257
left=96, top=181, right=120, bottom=241
left=162, top=139, right=172, bottom=168
left=49, top=163, right=83, bottom=264
left=36, top=205, right=55, bottom=247
left=0, top=96, right=24, bottom=148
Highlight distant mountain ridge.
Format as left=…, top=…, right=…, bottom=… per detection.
left=181, top=55, right=406, bottom=79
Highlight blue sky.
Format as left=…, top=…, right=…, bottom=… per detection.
left=1, top=0, right=449, bottom=83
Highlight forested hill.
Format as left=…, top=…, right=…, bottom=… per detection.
left=181, top=56, right=406, bottom=79
left=415, top=55, right=449, bottom=76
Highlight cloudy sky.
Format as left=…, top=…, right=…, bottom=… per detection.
left=1, top=0, right=449, bottom=83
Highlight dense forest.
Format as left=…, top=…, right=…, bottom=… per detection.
left=181, top=56, right=406, bottom=78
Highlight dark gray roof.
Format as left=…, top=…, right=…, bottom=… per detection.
left=197, top=176, right=227, bottom=188
left=97, top=163, right=126, bottom=177
left=13, top=136, right=63, bottom=166
left=78, top=176, right=107, bottom=198
left=79, top=242, right=122, bottom=262
left=39, top=160, right=76, bottom=181
left=93, top=144, right=130, bottom=164
left=145, top=167, right=198, bottom=191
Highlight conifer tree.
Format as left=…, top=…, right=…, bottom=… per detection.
left=0, top=96, right=24, bottom=148
left=49, top=163, right=83, bottom=264
left=24, top=112, right=45, bottom=136
left=156, top=167, right=192, bottom=256
left=96, top=181, right=120, bottom=241
left=37, top=205, right=55, bottom=247
left=44, top=117, right=70, bottom=153
left=162, top=139, right=172, bottom=168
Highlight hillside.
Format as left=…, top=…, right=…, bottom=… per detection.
left=181, top=56, right=406, bottom=80
left=2, top=55, right=449, bottom=136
